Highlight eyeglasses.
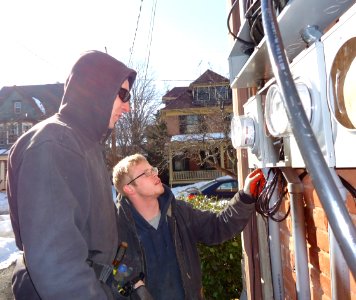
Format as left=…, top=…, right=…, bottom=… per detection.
left=118, top=87, right=131, bottom=103
left=127, top=167, right=158, bottom=185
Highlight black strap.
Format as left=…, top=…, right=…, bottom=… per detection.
left=86, top=259, right=113, bottom=284
left=339, top=175, right=356, bottom=200
left=298, top=170, right=356, bottom=201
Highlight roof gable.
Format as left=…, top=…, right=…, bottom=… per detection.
left=162, top=86, right=188, bottom=99
left=161, top=69, right=231, bottom=111
left=190, top=69, right=229, bottom=86
left=0, top=84, right=63, bottom=116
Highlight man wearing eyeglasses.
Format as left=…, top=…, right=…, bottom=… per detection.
left=7, top=50, right=136, bottom=299
left=112, top=154, right=262, bottom=299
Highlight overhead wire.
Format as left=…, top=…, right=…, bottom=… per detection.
left=128, top=0, right=144, bottom=66
left=143, top=0, right=158, bottom=83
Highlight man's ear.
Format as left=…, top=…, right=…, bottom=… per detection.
left=123, top=184, right=134, bottom=195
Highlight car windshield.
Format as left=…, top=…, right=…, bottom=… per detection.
left=198, top=178, right=237, bottom=192
left=216, top=181, right=238, bottom=191
left=198, top=180, right=217, bottom=191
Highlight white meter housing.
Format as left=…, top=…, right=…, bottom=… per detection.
left=264, top=41, right=335, bottom=168
left=231, top=95, right=278, bottom=168
left=322, top=5, right=356, bottom=167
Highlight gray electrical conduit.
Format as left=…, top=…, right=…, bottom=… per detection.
left=281, top=168, right=311, bottom=300
left=261, top=0, right=356, bottom=278
left=328, top=170, right=350, bottom=299
left=262, top=168, right=284, bottom=300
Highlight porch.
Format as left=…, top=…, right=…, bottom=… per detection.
left=169, top=169, right=225, bottom=187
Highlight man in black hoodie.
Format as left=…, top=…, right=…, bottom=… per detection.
left=112, top=154, right=263, bottom=299
left=7, top=51, right=136, bottom=299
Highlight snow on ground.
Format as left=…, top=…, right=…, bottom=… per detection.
left=0, top=180, right=209, bottom=270
left=0, top=191, right=21, bottom=269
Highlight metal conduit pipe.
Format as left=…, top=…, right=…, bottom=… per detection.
left=328, top=170, right=350, bottom=299
left=262, top=169, right=285, bottom=300
left=261, top=0, right=356, bottom=278
left=281, top=168, right=311, bottom=300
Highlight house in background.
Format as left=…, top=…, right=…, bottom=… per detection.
left=0, top=84, right=63, bottom=189
left=160, top=69, right=235, bottom=187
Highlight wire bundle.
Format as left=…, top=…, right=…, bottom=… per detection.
left=255, top=168, right=290, bottom=222
left=227, top=0, right=290, bottom=52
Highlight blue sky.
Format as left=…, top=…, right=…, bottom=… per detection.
left=0, top=0, right=231, bottom=96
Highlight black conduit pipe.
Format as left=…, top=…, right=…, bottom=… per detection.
left=260, top=0, right=356, bottom=279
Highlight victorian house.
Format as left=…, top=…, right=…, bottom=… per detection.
left=0, top=84, right=63, bottom=189
left=160, top=69, right=235, bottom=187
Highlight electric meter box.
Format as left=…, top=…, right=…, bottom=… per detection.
left=264, top=40, right=336, bottom=168
left=322, top=4, right=356, bottom=167
left=231, top=95, right=278, bottom=168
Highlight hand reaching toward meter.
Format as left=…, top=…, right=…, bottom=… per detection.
left=243, top=169, right=266, bottom=198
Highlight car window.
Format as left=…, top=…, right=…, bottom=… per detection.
left=199, top=181, right=216, bottom=191
left=216, top=181, right=238, bottom=191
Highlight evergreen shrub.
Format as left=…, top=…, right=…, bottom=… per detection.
left=186, top=195, right=243, bottom=299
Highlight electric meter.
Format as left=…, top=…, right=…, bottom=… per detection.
left=323, top=5, right=356, bottom=167
left=329, top=37, right=356, bottom=130
left=231, top=95, right=278, bottom=168
left=265, top=82, right=313, bottom=138
left=230, top=115, right=255, bottom=149
left=265, top=84, right=291, bottom=137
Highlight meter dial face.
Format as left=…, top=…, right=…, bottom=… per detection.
left=265, top=83, right=313, bottom=137
left=230, top=115, right=255, bottom=149
left=330, top=37, right=356, bottom=129
left=295, top=82, right=312, bottom=123
left=265, top=84, right=291, bottom=137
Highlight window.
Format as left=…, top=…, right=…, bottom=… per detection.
left=194, top=85, right=232, bottom=106
left=179, top=115, right=204, bottom=134
left=14, top=101, right=22, bottom=114
left=173, top=155, right=188, bottom=171
left=22, top=122, right=32, bottom=133
left=0, top=125, right=5, bottom=145
left=197, top=87, right=210, bottom=102
left=215, top=86, right=228, bottom=100
left=7, top=123, right=18, bottom=144
left=216, top=181, right=238, bottom=192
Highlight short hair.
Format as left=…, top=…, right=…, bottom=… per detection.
left=112, top=153, right=147, bottom=195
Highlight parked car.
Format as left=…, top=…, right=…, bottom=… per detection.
left=184, top=176, right=238, bottom=201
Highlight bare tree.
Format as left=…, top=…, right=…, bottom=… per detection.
left=168, top=107, right=238, bottom=177
left=105, top=65, right=162, bottom=170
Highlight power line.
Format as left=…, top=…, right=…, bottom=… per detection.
left=128, top=0, right=144, bottom=66
left=143, top=0, right=158, bottom=82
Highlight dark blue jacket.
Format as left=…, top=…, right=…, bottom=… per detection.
left=116, top=185, right=255, bottom=299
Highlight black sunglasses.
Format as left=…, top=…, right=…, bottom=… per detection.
left=118, top=88, right=131, bottom=103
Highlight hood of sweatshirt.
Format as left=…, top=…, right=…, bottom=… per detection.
left=58, top=50, right=136, bottom=142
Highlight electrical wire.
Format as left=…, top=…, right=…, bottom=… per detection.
left=226, top=0, right=289, bottom=55
left=143, top=0, right=158, bottom=83
left=226, top=0, right=255, bottom=48
left=255, top=168, right=290, bottom=222
left=128, top=0, right=144, bottom=66
left=299, top=170, right=356, bottom=205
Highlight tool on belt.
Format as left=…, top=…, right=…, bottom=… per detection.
left=87, top=241, right=150, bottom=298
left=96, top=241, right=128, bottom=283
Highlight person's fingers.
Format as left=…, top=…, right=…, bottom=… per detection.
left=248, top=168, right=261, bottom=178
left=249, top=172, right=263, bottom=181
